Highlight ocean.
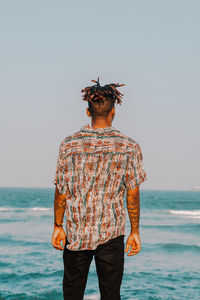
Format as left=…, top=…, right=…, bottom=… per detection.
left=0, top=188, right=199, bottom=300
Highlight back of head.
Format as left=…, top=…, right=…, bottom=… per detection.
left=81, top=78, right=125, bottom=117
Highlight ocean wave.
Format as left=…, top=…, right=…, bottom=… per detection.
left=142, top=223, right=200, bottom=231
left=84, top=295, right=100, bottom=300
left=1, top=270, right=63, bottom=282
left=0, top=290, right=63, bottom=300
left=0, top=207, right=51, bottom=212
left=31, top=207, right=50, bottom=211
left=0, top=207, right=15, bottom=211
left=156, top=242, right=200, bottom=252
left=169, top=209, right=200, bottom=218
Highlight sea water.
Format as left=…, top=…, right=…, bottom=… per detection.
left=0, top=188, right=199, bottom=300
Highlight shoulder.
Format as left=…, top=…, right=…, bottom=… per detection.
left=114, top=129, right=140, bottom=151
left=59, top=130, right=83, bottom=149
left=116, top=131, right=144, bottom=161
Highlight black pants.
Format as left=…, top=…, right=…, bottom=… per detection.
left=63, top=235, right=125, bottom=300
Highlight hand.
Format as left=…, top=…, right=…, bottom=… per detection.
left=51, top=226, right=66, bottom=250
left=125, top=232, right=141, bottom=256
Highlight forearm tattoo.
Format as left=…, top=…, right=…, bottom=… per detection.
left=54, top=187, right=66, bottom=226
left=126, top=194, right=140, bottom=234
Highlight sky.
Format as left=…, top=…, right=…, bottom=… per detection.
left=0, top=0, right=199, bottom=190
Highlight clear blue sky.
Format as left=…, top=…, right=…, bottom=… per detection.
left=0, top=0, right=199, bottom=190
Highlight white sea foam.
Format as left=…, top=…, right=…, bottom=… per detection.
left=84, top=295, right=100, bottom=300
left=0, top=207, right=51, bottom=212
left=31, top=207, right=50, bottom=211
left=0, top=207, right=14, bottom=211
left=169, top=209, right=200, bottom=218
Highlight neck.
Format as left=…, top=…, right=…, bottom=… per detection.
left=91, top=117, right=112, bottom=129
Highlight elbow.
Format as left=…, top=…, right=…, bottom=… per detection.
left=127, top=185, right=139, bottom=198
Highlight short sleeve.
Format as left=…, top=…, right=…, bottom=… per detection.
left=53, top=142, right=70, bottom=195
left=124, top=143, right=147, bottom=190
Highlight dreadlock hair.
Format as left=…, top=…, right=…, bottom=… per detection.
left=81, top=77, right=125, bottom=117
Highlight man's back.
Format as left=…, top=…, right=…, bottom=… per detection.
left=54, top=123, right=147, bottom=250
left=52, top=79, right=148, bottom=300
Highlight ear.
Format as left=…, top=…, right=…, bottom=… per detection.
left=110, top=106, right=115, bottom=121
left=111, top=106, right=115, bottom=117
left=86, top=108, right=91, bottom=117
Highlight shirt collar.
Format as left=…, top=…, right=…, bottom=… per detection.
left=80, top=123, right=118, bottom=133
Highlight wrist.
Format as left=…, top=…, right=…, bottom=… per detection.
left=54, top=222, right=63, bottom=228
left=130, top=230, right=139, bottom=235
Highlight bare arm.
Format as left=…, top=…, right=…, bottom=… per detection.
left=54, top=186, right=66, bottom=226
left=51, top=186, right=67, bottom=250
left=125, top=186, right=141, bottom=256
left=126, top=186, right=140, bottom=234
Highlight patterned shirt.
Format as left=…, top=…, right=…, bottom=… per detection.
left=54, top=123, right=147, bottom=251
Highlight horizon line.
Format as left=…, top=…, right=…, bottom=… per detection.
left=0, top=186, right=199, bottom=192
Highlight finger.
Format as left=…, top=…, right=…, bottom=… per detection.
left=128, top=252, right=136, bottom=256
left=131, top=242, right=140, bottom=250
left=129, top=248, right=140, bottom=254
left=125, top=242, right=130, bottom=253
left=51, top=241, right=58, bottom=248
left=128, top=244, right=140, bottom=254
left=52, top=240, right=63, bottom=248
left=131, top=245, right=140, bottom=251
left=52, top=242, right=64, bottom=250
left=133, top=245, right=141, bottom=252
left=130, top=245, right=138, bottom=252
left=127, top=249, right=140, bottom=256
left=54, top=245, right=64, bottom=251
left=62, top=237, right=66, bottom=246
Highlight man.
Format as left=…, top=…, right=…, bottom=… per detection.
left=51, top=78, right=147, bottom=300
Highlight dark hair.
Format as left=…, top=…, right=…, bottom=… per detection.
left=81, top=78, right=125, bottom=116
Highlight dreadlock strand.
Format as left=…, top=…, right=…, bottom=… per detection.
left=81, top=78, right=125, bottom=105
